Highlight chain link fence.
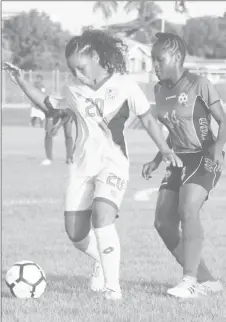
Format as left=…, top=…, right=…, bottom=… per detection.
left=2, top=69, right=226, bottom=107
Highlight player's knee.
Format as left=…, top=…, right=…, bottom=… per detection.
left=64, top=211, right=90, bottom=242
left=92, top=200, right=117, bottom=229
left=154, top=208, right=168, bottom=232
left=178, top=203, right=197, bottom=222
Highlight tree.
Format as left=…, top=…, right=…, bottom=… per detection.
left=3, top=9, right=71, bottom=70
left=2, top=37, right=13, bottom=62
left=123, top=0, right=162, bottom=43
left=183, top=16, right=226, bottom=58
left=93, top=1, right=118, bottom=24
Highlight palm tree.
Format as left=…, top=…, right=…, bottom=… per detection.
left=123, top=0, right=162, bottom=42
left=93, top=1, right=119, bottom=25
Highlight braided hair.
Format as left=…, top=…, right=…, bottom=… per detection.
left=65, top=28, right=128, bottom=75
left=152, top=32, right=186, bottom=65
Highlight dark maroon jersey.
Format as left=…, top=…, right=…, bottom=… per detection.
left=154, top=70, right=221, bottom=153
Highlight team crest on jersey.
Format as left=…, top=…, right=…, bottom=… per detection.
left=178, top=92, right=188, bottom=105
left=105, top=88, right=117, bottom=100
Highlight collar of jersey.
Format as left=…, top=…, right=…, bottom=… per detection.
left=161, top=70, right=188, bottom=90
left=84, top=72, right=114, bottom=92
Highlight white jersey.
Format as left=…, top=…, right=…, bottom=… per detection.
left=47, top=74, right=150, bottom=175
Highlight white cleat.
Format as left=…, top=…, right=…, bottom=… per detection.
left=167, top=276, right=206, bottom=299
left=104, top=287, right=122, bottom=300
left=40, top=159, right=52, bottom=166
left=90, top=262, right=105, bottom=292
left=198, top=280, right=223, bottom=294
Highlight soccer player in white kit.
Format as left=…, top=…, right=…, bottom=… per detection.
left=4, top=29, right=182, bottom=300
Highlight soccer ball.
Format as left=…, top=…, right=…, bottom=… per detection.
left=5, top=260, right=46, bottom=299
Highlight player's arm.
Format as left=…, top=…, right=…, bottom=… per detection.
left=3, top=62, right=66, bottom=117
left=3, top=63, right=49, bottom=113
left=139, top=112, right=181, bottom=165
left=200, top=77, right=226, bottom=170
left=152, top=134, right=172, bottom=165
left=210, top=101, right=226, bottom=151
left=127, top=79, right=182, bottom=167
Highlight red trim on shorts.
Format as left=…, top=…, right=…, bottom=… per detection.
left=93, top=197, right=119, bottom=212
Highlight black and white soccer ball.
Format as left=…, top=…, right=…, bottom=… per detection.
left=5, top=260, right=46, bottom=299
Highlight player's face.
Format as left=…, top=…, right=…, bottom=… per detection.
left=67, top=51, right=101, bottom=86
left=152, top=43, right=178, bottom=81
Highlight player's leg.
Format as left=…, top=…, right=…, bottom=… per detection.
left=155, top=189, right=180, bottom=250
left=92, top=169, right=128, bottom=300
left=155, top=167, right=215, bottom=290
left=30, top=117, right=36, bottom=127
left=42, top=117, right=53, bottom=165
left=168, top=153, right=224, bottom=298
left=167, top=183, right=208, bottom=298
left=63, top=119, right=73, bottom=164
left=64, top=170, right=104, bottom=291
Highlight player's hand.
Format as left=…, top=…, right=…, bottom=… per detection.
left=207, top=144, right=225, bottom=172
left=162, top=150, right=183, bottom=168
left=142, top=159, right=160, bottom=180
left=3, top=62, right=22, bottom=85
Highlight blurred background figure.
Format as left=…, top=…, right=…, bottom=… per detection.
left=30, top=74, right=46, bottom=128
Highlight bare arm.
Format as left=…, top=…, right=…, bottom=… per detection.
left=17, top=78, right=48, bottom=113
left=139, top=111, right=171, bottom=155
left=139, top=111, right=182, bottom=167
left=4, top=62, right=49, bottom=113
left=210, top=101, right=226, bottom=151
left=153, top=135, right=171, bottom=165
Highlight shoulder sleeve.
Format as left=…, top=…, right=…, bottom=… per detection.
left=127, top=77, right=151, bottom=117
left=44, top=86, right=70, bottom=110
left=198, top=76, right=221, bottom=107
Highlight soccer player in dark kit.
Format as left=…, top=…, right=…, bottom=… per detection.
left=142, top=32, right=226, bottom=299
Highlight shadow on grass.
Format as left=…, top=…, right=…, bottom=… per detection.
left=2, top=269, right=172, bottom=299
left=121, top=279, right=173, bottom=297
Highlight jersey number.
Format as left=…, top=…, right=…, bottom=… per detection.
left=164, top=110, right=180, bottom=128
left=85, top=98, right=104, bottom=117
left=106, top=174, right=126, bottom=191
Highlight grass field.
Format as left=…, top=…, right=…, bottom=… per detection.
left=2, top=124, right=226, bottom=322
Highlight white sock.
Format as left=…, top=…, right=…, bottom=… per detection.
left=72, top=229, right=100, bottom=262
left=94, top=224, right=121, bottom=291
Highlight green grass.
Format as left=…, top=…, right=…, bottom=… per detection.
left=2, top=126, right=226, bottom=322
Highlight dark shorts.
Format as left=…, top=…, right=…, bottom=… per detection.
left=159, top=151, right=224, bottom=195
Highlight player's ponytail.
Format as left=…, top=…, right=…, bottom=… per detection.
left=65, top=28, right=128, bottom=74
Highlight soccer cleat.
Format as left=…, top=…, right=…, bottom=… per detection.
left=90, top=261, right=105, bottom=292
left=104, top=287, right=122, bottom=300
left=40, top=159, right=52, bottom=166
left=198, top=280, right=223, bottom=294
left=167, top=276, right=206, bottom=299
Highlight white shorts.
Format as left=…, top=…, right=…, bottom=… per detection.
left=65, top=161, right=129, bottom=212
left=30, top=107, right=45, bottom=120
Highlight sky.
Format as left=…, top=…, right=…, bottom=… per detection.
left=2, top=1, right=226, bottom=34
